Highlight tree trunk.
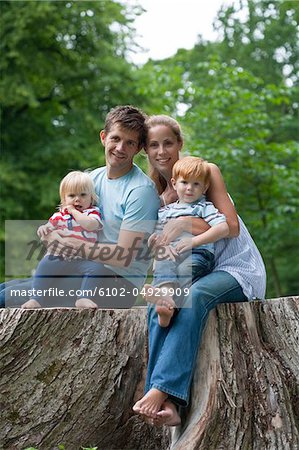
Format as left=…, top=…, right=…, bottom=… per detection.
left=0, top=307, right=170, bottom=450
left=0, top=297, right=298, bottom=450
left=171, top=297, right=299, bottom=450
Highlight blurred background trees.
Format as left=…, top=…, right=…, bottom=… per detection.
left=1, top=0, right=298, bottom=297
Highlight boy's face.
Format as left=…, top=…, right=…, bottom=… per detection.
left=171, top=176, right=207, bottom=204
left=100, top=123, right=140, bottom=177
left=63, top=191, right=92, bottom=211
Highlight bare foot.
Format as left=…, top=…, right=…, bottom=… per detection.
left=143, top=284, right=176, bottom=327
left=21, top=299, right=41, bottom=309
left=133, top=388, right=168, bottom=419
left=75, top=298, right=98, bottom=308
left=153, top=400, right=181, bottom=427
left=156, top=303, right=175, bottom=327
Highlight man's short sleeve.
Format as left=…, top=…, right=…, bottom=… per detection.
left=121, top=186, right=160, bottom=234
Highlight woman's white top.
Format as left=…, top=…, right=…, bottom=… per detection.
left=214, top=216, right=266, bottom=300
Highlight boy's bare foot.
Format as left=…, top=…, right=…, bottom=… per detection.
left=143, top=284, right=176, bottom=327
left=75, top=298, right=98, bottom=308
left=133, top=388, right=168, bottom=419
left=153, top=400, right=181, bottom=427
left=21, top=299, right=41, bottom=309
left=155, top=303, right=175, bottom=327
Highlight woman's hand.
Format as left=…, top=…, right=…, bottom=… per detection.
left=159, top=219, right=184, bottom=245
left=161, top=245, right=178, bottom=261
left=175, top=238, right=193, bottom=254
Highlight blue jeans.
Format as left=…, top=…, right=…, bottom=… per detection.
left=145, top=270, right=247, bottom=406
left=32, top=255, right=113, bottom=306
left=0, top=260, right=136, bottom=308
left=153, top=249, right=214, bottom=289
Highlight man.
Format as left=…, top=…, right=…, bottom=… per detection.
left=2, top=105, right=160, bottom=308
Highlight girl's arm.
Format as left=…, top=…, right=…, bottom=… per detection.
left=66, top=205, right=101, bottom=232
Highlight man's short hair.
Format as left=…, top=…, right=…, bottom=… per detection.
left=104, top=105, right=148, bottom=148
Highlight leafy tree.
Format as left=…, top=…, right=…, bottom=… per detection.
left=134, top=0, right=299, bottom=297
left=0, top=0, right=143, bottom=277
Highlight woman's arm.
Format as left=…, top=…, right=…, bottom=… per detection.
left=206, top=163, right=239, bottom=237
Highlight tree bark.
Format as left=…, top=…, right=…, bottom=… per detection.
left=0, top=297, right=298, bottom=450
left=171, top=297, right=299, bottom=450
left=0, top=307, right=170, bottom=450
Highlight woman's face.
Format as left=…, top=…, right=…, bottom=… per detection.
left=146, top=125, right=182, bottom=174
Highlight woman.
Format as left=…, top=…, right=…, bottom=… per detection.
left=133, top=115, right=266, bottom=426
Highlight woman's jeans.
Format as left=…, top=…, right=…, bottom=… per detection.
left=145, top=270, right=247, bottom=406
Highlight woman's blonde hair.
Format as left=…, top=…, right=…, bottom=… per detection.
left=172, top=156, right=211, bottom=186
left=145, top=115, right=184, bottom=194
left=59, top=171, right=98, bottom=207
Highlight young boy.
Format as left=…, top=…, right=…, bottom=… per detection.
left=143, top=156, right=229, bottom=327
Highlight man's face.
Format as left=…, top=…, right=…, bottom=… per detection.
left=100, top=124, right=140, bottom=177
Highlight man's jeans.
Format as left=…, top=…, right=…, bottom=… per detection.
left=145, top=270, right=247, bottom=406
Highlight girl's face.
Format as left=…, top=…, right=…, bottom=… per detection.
left=146, top=125, right=182, bottom=174
left=63, top=190, right=92, bottom=211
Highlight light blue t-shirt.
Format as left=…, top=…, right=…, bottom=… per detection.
left=90, top=164, right=160, bottom=288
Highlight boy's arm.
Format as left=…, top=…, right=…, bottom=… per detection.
left=65, top=205, right=102, bottom=232
left=175, top=221, right=229, bottom=253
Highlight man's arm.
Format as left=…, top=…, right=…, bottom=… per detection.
left=42, top=228, right=146, bottom=268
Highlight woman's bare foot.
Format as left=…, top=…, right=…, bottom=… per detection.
left=21, top=299, right=41, bottom=309
left=143, top=284, right=176, bottom=327
left=133, top=388, right=168, bottom=419
left=75, top=298, right=98, bottom=308
left=153, top=400, right=181, bottom=427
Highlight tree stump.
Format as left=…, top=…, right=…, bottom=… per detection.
left=171, top=297, right=299, bottom=450
left=0, top=297, right=298, bottom=450
left=0, top=307, right=169, bottom=450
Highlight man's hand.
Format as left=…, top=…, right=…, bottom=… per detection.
left=41, top=229, right=85, bottom=258
left=175, top=237, right=193, bottom=254
left=37, top=223, right=54, bottom=239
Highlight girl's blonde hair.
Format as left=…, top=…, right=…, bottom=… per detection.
left=145, top=115, right=184, bottom=194
left=59, top=171, right=98, bottom=207
left=172, top=156, right=211, bottom=186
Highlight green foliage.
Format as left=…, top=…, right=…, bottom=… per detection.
left=0, top=0, right=144, bottom=277
left=0, top=0, right=140, bottom=221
